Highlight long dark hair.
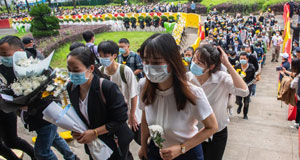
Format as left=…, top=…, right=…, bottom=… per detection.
left=67, top=46, right=109, bottom=79
left=194, top=44, right=221, bottom=74
left=140, top=33, right=196, bottom=111
left=292, top=58, right=300, bottom=77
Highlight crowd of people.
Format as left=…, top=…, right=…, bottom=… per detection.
left=0, top=5, right=300, bottom=160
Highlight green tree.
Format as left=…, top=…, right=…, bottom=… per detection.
left=29, top=3, right=60, bottom=38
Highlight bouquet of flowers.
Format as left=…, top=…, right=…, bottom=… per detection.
left=148, top=125, right=165, bottom=149
left=43, top=102, right=113, bottom=160
left=236, top=69, right=246, bottom=78
left=0, top=51, right=55, bottom=112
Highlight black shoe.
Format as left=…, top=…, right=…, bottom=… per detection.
left=275, top=59, right=278, bottom=62
left=75, top=156, right=80, bottom=160
left=243, top=115, right=248, bottom=119
left=271, top=59, right=274, bottom=62
left=237, top=107, right=242, bottom=114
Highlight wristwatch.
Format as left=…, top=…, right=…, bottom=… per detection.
left=180, top=144, right=186, bottom=154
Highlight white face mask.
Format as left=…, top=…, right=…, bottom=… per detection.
left=143, top=64, right=171, bottom=83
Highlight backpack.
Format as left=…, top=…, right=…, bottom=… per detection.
left=278, top=76, right=296, bottom=106
left=88, top=45, right=100, bottom=64
left=100, top=64, right=127, bottom=84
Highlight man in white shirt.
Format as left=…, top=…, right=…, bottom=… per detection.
left=271, top=31, right=283, bottom=62
left=97, top=40, right=140, bottom=159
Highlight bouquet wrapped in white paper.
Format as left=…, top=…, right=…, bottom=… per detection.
left=13, top=51, right=54, bottom=79
left=43, top=102, right=113, bottom=160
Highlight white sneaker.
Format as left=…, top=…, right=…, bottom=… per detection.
left=229, top=108, right=233, bottom=116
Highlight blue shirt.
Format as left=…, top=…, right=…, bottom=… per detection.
left=117, top=51, right=144, bottom=79
left=191, top=3, right=196, bottom=10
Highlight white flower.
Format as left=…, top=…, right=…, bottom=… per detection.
left=13, top=87, right=23, bottom=96
left=23, top=88, right=33, bottom=96
left=53, top=88, right=62, bottom=97
left=16, top=56, right=40, bottom=67
left=148, top=125, right=165, bottom=149
left=46, top=85, right=55, bottom=92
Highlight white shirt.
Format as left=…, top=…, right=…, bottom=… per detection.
left=138, top=78, right=213, bottom=148
left=291, top=75, right=300, bottom=100
left=79, top=89, right=90, bottom=124
left=186, top=71, right=249, bottom=132
left=101, top=64, right=141, bottom=123
left=272, top=36, right=283, bottom=46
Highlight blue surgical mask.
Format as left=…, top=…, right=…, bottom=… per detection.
left=0, top=56, right=13, bottom=67
left=184, top=57, right=192, bottom=62
left=69, top=71, right=89, bottom=85
left=100, top=57, right=112, bottom=67
left=119, top=48, right=126, bottom=54
left=190, top=62, right=204, bottom=76
left=240, top=59, right=247, bottom=65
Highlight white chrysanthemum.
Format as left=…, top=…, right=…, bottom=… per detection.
left=16, top=57, right=40, bottom=67
left=23, top=88, right=33, bottom=96
left=13, top=87, right=23, bottom=96
left=11, top=82, right=21, bottom=90
left=46, top=85, right=55, bottom=92
left=148, top=125, right=164, bottom=136
left=32, top=80, right=40, bottom=89
left=53, top=88, right=62, bottom=97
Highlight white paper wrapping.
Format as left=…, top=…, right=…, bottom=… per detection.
left=43, top=102, right=113, bottom=160
left=13, top=51, right=54, bottom=79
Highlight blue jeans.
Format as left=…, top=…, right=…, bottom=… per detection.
left=34, top=124, right=75, bottom=160
left=147, top=140, right=204, bottom=160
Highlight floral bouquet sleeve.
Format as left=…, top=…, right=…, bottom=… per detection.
left=0, top=51, right=57, bottom=112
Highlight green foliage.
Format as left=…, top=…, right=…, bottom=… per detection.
left=130, top=17, right=137, bottom=23
left=93, top=17, right=98, bottom=22
left=138, top=16, right=145, bottom=21
left=51, top=32, right=160, bottom=68
left=112, top=17, right=117, bottom=20
left=29, top=3, right=60, bottom=38
left=64, top=19, right=69, bottom=23
left=99, top=18, right=104, bottom=21
left=104, top=17, right=111, bottom=21
left=86, top=18, right=92, bottom=22
left=75, top=19, right=81, bottom=22
left=153, top=16, right=160, bottom=21
left=81, top=18, right=86, bottom=22
left=117, top=17, right=123, bottom=21
left=145, top=16, right=152, bottom=22
left=123, top=17, right=130, bottom=22
left=161, top=16, right=168, bottom=21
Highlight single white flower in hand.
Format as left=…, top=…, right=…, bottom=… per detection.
left=148, top=125, right=165, bottom=149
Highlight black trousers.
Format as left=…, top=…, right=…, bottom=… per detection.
left=0, top=111, right=35, bottom=160
left=202, top=127, right=228, bottom=160
left=236, top=89, right=251, bottom=115
left=296, top=101, right=300, bottom=123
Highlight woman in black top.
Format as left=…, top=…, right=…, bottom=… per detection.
left=66, top=47, right=133, bottom=160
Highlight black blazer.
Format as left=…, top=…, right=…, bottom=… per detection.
left=67, top=74, right=133, bottom=153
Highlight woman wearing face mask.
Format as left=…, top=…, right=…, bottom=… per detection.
left=187, top=44, right=248, bottom=160
left=66, top=47, right=134, bottom=160
left=138, top=33, right=218, bottom=160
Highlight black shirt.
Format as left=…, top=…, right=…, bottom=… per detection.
left=235, top=63, right=256, bottom=85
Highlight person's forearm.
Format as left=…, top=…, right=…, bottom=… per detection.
left=183, top=114, right=218, bottom=152
left=141, top=111, right=150, bottom=148
left=95, top=125, right=109, bottom=136
left=134, top=69, right=142, bottom=75
left=225, top=62, right=248, bottom=90
left=130, top=96, right=138, bottom=117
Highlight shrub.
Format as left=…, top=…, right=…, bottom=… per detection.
left=123, top=17, right=130, bottom=22
left=145, top=16, right=152, bottom=22
left=64, top=19, right=69, bottom=23
left=99, top=18, right=104, bottom=21
left=112, top=17, right=117, bottom=21
left=161, top=16, right=168, bottom=22
left=75, top=19, right=80, bottom=22
left=153, top=16, right=160, bottom=21
left=93, top=17, right=98, bottom=22
left=59, top=19, right=64, bottom=23
left=130, top=17, right=137, bottom=23
left=117, top=16, right=123, bottom=21
left=138, top=16, right=144, bottom=21
left=29, top=3, right=59, bottom=38
left=81, top=18, right=86, bottom=22
left=86, top=18, right=92, bottom=22
left=104, top=17, right=111, bottom=21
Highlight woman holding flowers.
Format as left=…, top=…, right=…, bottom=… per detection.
left=138, top=33, right=218, bottom=160
left=66, top=47, right=134, bottom=160
left=187, top=44, right=249, bottom=160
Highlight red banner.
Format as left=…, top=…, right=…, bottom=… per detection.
left=0, top=19, right=11, bottom=28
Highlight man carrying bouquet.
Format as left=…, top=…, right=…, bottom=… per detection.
left=0, top=36, right=79, bottom=160
left=234, top=52, right=256, bottom=120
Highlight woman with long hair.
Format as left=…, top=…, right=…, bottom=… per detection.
left=138, top=33, right=218, bottom=160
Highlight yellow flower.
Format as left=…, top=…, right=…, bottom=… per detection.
left=122, top=61, right=127, bottom=64
left=42, top=91, right=51, bottom=98
left=236, top=69, right=241, bottom=73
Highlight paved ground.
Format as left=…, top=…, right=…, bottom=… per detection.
left=4, top=14, right=299, bottom=160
